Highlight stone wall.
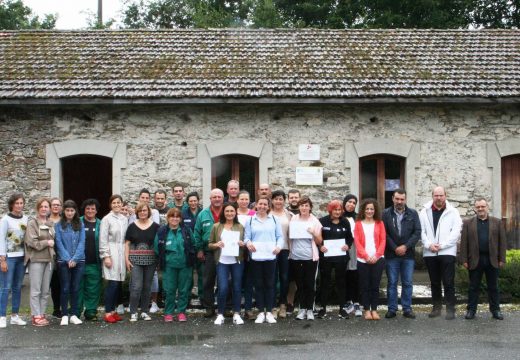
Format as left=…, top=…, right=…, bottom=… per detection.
left=0, top=103, right=518, bottom=217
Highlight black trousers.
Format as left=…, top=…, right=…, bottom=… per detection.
left=319, top=259, right=346, bottom=308
left=424, top=255, right=456, bottom=312
left=50, top=263, right=61, bottom=313
left=467, top=255, right=500, bottom=312
left=202, top=251, right=216, bottom=310
left=357, top=258, right=385, bottom=311
left=345, top=269, right=360, bottom=303
left=290, top=259, right=318, bottom=310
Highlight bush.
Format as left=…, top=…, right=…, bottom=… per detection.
left=455, top=249, right=520, bottom=301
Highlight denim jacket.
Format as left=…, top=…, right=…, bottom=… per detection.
left=55, top=222, right=86, bottom=262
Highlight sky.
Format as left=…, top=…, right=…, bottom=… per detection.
left=23, top=0, right=125, bottom=29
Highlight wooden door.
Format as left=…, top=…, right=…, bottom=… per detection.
left=62, top=155, right=112, bottom=218
left=212, top=155, right=259, bottom=202
left=502, top=155, right=520, bottom=249
left=360, top=155, right=405, bottom=209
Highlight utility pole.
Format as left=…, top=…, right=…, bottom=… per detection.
left=97, top=0, right=103, bottom=27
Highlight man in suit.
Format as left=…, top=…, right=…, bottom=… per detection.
left=460, top=198, right=507, bottom=320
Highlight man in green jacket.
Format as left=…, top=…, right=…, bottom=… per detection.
left=78, top=199, right=102, bottom=321
left=194, top=188, right=224, bottom=317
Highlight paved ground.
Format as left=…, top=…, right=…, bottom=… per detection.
left=1, top=308, right=519, bottom=359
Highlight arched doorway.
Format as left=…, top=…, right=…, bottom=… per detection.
left=62, top=155, right=112, bottom=217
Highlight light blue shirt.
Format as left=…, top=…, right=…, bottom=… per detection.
left=244, top=214, right=284, bottom=261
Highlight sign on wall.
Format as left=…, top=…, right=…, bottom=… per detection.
left=298, top=144, right=320, bottom=161
left=296, top=167, right=323, bottom=186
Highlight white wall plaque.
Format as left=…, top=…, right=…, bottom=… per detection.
left=298, top=144, right=320, bottom=161
left=295, top=167, right=323, bottom=186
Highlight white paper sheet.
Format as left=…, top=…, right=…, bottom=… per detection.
left=221, top=230, right=240, bottom=257
left=250, top=241, right=275, bottom=260
left=323, top=239, right=346, bottom=257
left=289, top=221, right=313, bottom=239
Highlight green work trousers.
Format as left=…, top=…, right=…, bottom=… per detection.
left=192, top=260, right=204, bottom=299
left=163, top=266, right=192, bottom=315
left=78, top=263, right=102, bottom=318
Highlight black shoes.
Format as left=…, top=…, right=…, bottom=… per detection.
left=204, top=308, right=215, bottom=318
left=317, top=309, right=326, bottom=319
left=385, top=311, right=397, bottom=319
left=403, top=311, right=416, bottom=319
left=492, top=311, right=504, bottom=320
left=339, top=308, right=349, bottom=319
left=465, top=310, right=476, bottom=320
left=428, top=309, right=441, bottom=318
left=445, top=311, right=456, bottom=320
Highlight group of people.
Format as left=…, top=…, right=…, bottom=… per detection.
left=0, top=181, right=507, bottom=328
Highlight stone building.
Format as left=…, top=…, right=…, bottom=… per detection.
left=0, top=29, right=519, bottom=246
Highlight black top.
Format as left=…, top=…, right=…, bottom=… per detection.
left=83, top=219, right=97, bottom=264
left=432, top=207, right=445, bottom=234
left=125, top=222, right=160, bottom=250
left=477, top=218, right=490, bottom=254
left=319, top=215, right=353, bottom=263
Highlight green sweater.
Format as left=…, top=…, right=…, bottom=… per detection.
left=154, top=228, right=186, bottom=268
left=193, top=207, right=215, bottom=252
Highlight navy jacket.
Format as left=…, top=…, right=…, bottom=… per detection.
left=382, top=206, right=421, bottom=259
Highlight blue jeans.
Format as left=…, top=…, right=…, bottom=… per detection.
left=58, top=261, right=85, bottom=316
left=275, top=249, right=290, bottom=306
left=216, top=262, right=244, bottom=314
left=0, top=256, right=25, bottom=316
left=243, top=258, right=255, bottom=311
left=386, top=257, right=414, bottom=313
left=104, top=280, right=120, bottom=313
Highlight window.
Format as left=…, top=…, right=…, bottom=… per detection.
left=360, top=155, right=405, bottom=208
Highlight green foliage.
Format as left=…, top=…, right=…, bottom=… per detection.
left=456, top=250, right=520, bottom=301
left=0, top=0, right=56, bottom=30
left=472, top=0, right=520, bottom=28
left=251, top=0, right=284, bottom=28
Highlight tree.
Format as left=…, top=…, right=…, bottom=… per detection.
left=0, top=0, right=56, bottom=30
left=251, top=0, right=284, bottom=28
left=472, top=0, right=520, bottom=28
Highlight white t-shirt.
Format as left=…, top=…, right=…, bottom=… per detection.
left=357, top=222, right=375, bottom=264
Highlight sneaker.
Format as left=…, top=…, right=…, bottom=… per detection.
left=164, top=314, right=174, bottom=322
left=339, top=308, right=349, bottom=319
left=69, top=315, right=82, bottom=325
left=52, top=309, right=62, bottom=319
left=60, top=316, right=69, bottom=326
left=306, top=310, right=314, bottom=321
left=317, top=309, right=326, bottom=319
left=385, top=311, right=397, bottom=319
left=271, top=308, right=279, bottom=319
left=286, top=304, right=294, bottom=315
left=403, top=311, right=416, bottom=319
left=10, top=315, right=26, bottom=326
left=140, top=312, right=152, bottom=321
left=233, top=313, right=244, bottom=325
left=214, top=314, right=225, bottom=325
left=104, top=313, right=118, bottom=323
left=0, top=317, right=6, bottom=328
left=345, top=301, right=354, bottom=314
left=204, top=308, right=216, bottom=318
left=245, top=310, right=255, bottom=320
left=130, top=313, right=138, bottom=322
left=265, top=312, right=277, bottom=324
left=354, top=304, right=362, bottom=317
left=116, top=304, right=125, bottom=315
left=296, top=309, right=306, bottom=320
left=255, top=312, right=266, bottom=324
left=178, top=313, right=187, bottom=322
left=278, top=304, right=287, bottom=318
left=149, top=302, right=160, bottom=314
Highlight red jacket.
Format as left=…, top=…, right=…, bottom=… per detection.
left=354, top=220, right=386, bottom=261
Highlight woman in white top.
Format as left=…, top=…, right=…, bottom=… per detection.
left=270, top=190, right=292, bottom=318
left=244, top=197, right=284, bottom=324
left=99, top=194, right=129, bottom=323
left=289, top=196, right=322, bottom=321
left=354, top=198, right=386, bottom=320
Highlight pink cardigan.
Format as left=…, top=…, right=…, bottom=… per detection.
left=354, top=220, right=386, bottom=261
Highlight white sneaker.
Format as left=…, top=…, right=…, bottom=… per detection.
left=354, top=304, right=362, bottom=317
left=140, top=312, right=152, bottom=321
left=69, top=315, right=82, bottom=325
left=345, top=301, right=355, bottom=314
left=149, top=302, right=159, bottom=313
left=60, top=316, right=69, bottom=326
left=214, top=314, right=225, bottom=325
left=265, top=312, right=277, bottom=324
left=0, top=316, right=6, bottom=328
left=116, top=304, right=125, bottom=315
left=255, top=312, right=266, bottom=324
left=232, top=313, right=244, bottom=325
left=306, top=310, right=314, bottom=321
left=130, top=313, right=138, bottom=322
left=10, top=315, right=27, bottom=326
left=296, top=309, right=306, bottom=320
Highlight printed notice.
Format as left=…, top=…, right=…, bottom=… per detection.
left=323, top=239, right=346, bottom=257
left=298, top=144, right=320, bottom=161
left=295, top=167, right=323, bottom=186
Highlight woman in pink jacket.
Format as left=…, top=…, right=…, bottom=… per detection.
left=354, top=198, right=386, bottom=320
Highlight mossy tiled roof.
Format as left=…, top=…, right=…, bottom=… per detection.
left=0, top=29, right=519, bottom=101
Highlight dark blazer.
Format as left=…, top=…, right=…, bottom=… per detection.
left=382, top=206, right=421, bottom=259
left=460, top=216, right=506, bottom=270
